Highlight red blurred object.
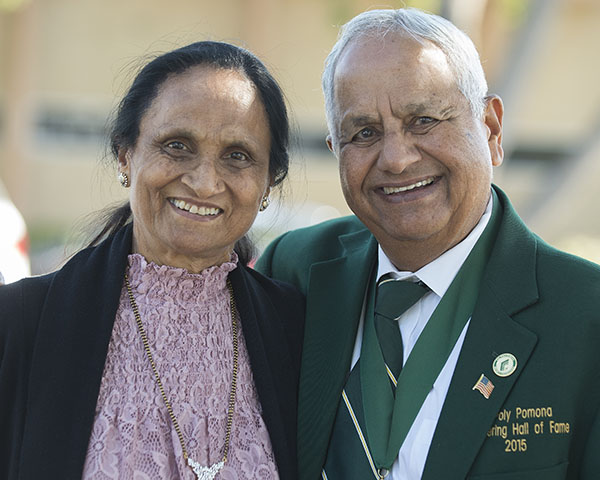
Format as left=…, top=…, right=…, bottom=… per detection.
left=0, top=179, right=31, bottom=283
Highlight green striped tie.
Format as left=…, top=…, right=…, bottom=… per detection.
left=322, top=276, right=428, bottom=479
left=375, top=276, right=429, bottom=385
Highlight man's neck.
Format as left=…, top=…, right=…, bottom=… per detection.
left=381, top=236, right=466, bottom=272
left=379, top=200, right=492, bottom=272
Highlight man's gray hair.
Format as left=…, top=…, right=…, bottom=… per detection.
left=322, top=8, right=488, bottom=134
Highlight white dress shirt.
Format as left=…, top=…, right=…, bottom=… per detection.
left=350, top=196, right=493, bottom=479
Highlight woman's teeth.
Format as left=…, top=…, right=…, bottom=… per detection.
left=383, top=177, right=434, bottom=194
left=170, top=199, right=221, bottom=216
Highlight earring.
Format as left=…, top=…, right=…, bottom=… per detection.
left=118, top=172, right=130, bottom=188
left=259, top=195, right=270, bottom=212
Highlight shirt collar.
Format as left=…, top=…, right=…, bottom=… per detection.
left=377, top=193, right=493, bottom=298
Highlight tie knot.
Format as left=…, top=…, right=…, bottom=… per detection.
left=375, top=277, right=429, bottom=320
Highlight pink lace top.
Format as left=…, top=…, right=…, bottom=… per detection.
left=82, top=254, right=279, bottom=479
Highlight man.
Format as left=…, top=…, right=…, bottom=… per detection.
left=256, top=8, right=600, bottom=480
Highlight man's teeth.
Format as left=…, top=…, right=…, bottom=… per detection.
left=170, top=199, right=221, bottom=216
left=383, top=177, right=434, bottom=195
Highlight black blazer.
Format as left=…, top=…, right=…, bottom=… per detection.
left=0, top=224, right=304, bottom=480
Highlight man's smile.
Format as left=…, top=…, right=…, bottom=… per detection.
left=382, top=177, right=435, bottom=195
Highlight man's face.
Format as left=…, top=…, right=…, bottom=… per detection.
left=329, top=33, right=503, bottom=265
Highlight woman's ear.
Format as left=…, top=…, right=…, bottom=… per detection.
left=117, top=147, right=130, bottom=174
left=116, top=148, right=132, bottom=188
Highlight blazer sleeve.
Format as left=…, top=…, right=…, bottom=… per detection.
left=230, top=265, right=305, bottom=480
left=0, top=275, right=52, bottom=479
left=581, top=405, right=600, bottom=478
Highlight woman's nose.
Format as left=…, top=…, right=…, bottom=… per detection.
left=180, top=158, right=225, bottom=196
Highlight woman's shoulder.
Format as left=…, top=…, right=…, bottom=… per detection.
left=0, top=273, right=56, bottom=358
left=0, top=273, right=55, bottom=316
left=0, top=236, right=107, bottom=335
left=0, top=239, right=101, bottom=323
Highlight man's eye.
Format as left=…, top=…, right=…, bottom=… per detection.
left=413, top=117, right=438, bottom=127
left=353, top=128, right=375, bottom=141
left=166, top=141, right=187, bottom=150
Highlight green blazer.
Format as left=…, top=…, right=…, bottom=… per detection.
left=256, top=186, right=600, bottom=480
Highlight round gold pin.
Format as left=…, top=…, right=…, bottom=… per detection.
left=492, top=353, right=517, bottom=377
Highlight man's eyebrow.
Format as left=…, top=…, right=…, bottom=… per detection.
left=340, top=114, right=378, bottom=130
left=439, top=105, right=456, bottom=116
left=404, top=103, right=428, bottom=115
left=402, top=103, right=456, bottom=116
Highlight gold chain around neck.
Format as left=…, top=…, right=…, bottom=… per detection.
left=124, top=273, right=239, bottom=467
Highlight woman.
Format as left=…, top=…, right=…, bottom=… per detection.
left=0, top=42, right=304, bottom=480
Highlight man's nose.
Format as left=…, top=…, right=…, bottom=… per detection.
left=181, top=157, right=225, bottom=196
left=377, top=131, right=421, bottom=174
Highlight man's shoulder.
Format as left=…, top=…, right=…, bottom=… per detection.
left=495, top=185, right=600, bottom=291
left=536, top=239, right=600, bottom=293
left=280, top=214, right=367, bottom=242
left=266, top=215, right=368, bottom=259
left=270, top=215, right=369, bottom=253
left=256, top=215, right=371, bottom=291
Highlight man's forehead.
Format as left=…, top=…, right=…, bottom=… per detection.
left=331, top=33, right=459, bottom=128
left=335, top=32, right=449, bottom=78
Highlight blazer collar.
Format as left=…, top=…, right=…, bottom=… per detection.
left=19, top=225, right=132, bottom=478
left=298, top=226, right=378, bottom=480
left=422, top=186, right=540, bottom=479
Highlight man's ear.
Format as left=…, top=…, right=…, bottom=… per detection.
left=326, top=134, right=335, bottom=154
left=484, top=95, right=504, bottom=167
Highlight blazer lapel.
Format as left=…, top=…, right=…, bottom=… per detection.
left=298, top=228, right=377, bottom=480
left=228, top=265, right=299, bottom=480
left=19, top=226, right=132, bottom=479
left=423, top=189, right=541, bottom=480
left=422, top=288, right=538, bottom=479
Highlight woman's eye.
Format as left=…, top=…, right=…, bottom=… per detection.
left=229, top=151, right=250, bottom=162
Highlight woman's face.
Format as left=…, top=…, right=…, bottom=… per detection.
left=119, top=65, right=271, bottom=272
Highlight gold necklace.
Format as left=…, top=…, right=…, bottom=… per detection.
left=124, top=273, right=239, bottom=480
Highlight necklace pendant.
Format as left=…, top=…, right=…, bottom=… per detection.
left=187, top=457, right=224, bottom=480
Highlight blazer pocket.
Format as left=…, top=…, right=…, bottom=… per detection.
left=466, top=461, right=568, bottom=480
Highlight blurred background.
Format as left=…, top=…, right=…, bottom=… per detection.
left=1, top=0, right=599, bottom=282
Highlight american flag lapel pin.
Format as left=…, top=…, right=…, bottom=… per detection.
left=472, top=373, right=495, bottom=399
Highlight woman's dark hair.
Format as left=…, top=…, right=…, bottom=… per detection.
left=89, top=41, right=290, bottom=264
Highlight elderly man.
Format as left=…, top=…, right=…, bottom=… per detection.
left=256, top=8, right=600, bottom=480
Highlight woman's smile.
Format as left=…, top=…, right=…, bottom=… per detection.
left=168, top=198, right=223, bottom=218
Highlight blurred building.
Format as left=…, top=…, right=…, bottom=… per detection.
left=1, top=0, right=599, bottom=273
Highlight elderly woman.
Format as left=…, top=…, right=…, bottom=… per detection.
left=0, top=42, right=304, bottom=480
